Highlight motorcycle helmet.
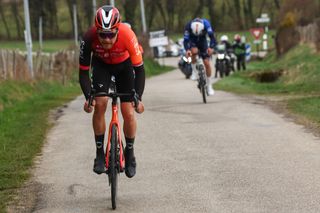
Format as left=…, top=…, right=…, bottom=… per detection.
left=95, top=6, right=121, bottom=30
left=234, top=34, right=241, bottom=42
left=190, top=18, right=204, bottom=36
left=220, top=35, right=229, bottom=42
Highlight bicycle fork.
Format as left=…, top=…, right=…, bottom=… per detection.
left=105, top=103, right=125, bottom=173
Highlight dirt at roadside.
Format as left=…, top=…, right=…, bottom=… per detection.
left=248, top=94, right=320, bottom=138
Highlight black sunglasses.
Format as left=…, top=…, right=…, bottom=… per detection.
left=98, top=29, right=118, bottom=39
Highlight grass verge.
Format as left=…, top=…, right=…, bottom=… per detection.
left=215, top=44, right=320, bottom=128
left=0, top=58, right=173, bottom=212
left=0, top=80, right=80, bottom=212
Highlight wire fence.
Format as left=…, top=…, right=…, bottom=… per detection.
left=296, top=18, right=320, bottom=50
left=0, top=49, right=78, bottom=83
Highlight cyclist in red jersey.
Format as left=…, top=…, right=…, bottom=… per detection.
left=79, top=6, right=145, bottom=178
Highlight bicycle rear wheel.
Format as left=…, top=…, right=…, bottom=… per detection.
left=109, top=124, right=118, bottom=210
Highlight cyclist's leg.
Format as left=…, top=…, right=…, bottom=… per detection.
left=189, top=45, right=199, bottom=80
left=199, top=41, right=215, bottom=95
left=198, top=39, right=212, bottom=77
left=114, top=59, right=137, bottom=178
left=91, top=57, right=111, bottom=174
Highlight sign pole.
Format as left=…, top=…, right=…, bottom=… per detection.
left=23, top=0, right=33, bottom=78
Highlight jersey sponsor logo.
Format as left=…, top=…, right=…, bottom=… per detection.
left=110, top=52, right=125, bottom=57
left=131, top=37, right=140, bottom=56
left=95, top=49, right=105, bottom=53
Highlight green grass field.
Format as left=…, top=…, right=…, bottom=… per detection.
left=0, top=39, right=76, bottom=53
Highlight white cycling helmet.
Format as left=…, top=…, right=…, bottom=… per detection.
left=220, top=35, right=229, bottom=42
left=190, top=20, right=204, bottom=36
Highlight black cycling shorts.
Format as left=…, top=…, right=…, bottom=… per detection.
left=91, top=57, right=134, bottom=102
left=190, top=37, right=210, bottom=59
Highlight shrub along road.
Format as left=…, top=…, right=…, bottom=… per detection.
left=8, top=57, right=320, bottom=212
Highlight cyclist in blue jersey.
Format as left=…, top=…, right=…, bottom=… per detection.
left=183, top=18, right=217, bottom=95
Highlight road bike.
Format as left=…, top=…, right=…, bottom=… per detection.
left=88, top=83, right=139, bottom=210
left=183, top=56, right=208, bottom=103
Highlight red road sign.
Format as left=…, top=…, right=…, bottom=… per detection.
left=250, top=28, right=264, bottom=40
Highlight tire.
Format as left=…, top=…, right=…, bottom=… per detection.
left=109, top=124, right=118, bottom=210
left=198, top=66, right=207, bottom=104
left=201, top=83, right=207, bottom=103
left=217, top=62, right=224, bottom=78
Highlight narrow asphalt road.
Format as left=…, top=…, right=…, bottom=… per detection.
left=16, top=57, right=320, bottom=212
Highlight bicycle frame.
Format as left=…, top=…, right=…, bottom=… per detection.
left=105, top=96, right=125, bottom=172
left=184, top=55, right=208, bottom=103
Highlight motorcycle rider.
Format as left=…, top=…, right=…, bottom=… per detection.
left=220, top=35, right=235, bottom=72
left=232, top=34, right=246, bottom=71
left=183, top=18, right=217, bottom=96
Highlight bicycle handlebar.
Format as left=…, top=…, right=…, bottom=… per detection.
left=88, top=89, right=139, bottom=109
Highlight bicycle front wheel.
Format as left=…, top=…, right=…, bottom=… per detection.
left=201, top=83, right=207, bottom=103
left=199, top=69, right=207, bottom=104
left=109, top=124, right=118, bottom=210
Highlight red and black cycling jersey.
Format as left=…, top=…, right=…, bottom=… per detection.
left=79, top=23, right=145, bottom=101
left=79, top=23, right=143, bottom=70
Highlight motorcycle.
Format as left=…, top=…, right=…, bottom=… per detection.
left=227, top=48, right=237, bottom=73
left=214, top=44, right=230, bottom=78
left=178, top=55, right=192, bottom=79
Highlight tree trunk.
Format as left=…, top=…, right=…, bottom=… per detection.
left=206, top=0, right=215, bottom=27
left=243, top=0, right=254, bottom=28
left=274, top=0, right=280, bottom=10
left=166, top=0, right=175, bottom=32
left=258, top=0, right=267, bottom=16
left=156, top=1, right=167, bottom=30
left=66, top=0, right=82, bottom=38
left=11, top=0, right=22, bottom=39
left=82, top=0, right=93, bottom=28
left=233, top=0, right=244, bottom=30
left=146, top=1, right=156, bottom=30
left=192, top=0, right=205, bottom=19
left=45, top=1, right=59, bottom=37
left=123, top=0, right=138, bottom=29
left=0, top=0, right=11, bottom=39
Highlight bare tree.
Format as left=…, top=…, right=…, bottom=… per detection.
left=206, top=0, right=216, bottom=28
left=258, top=0, right=267, bottom=16
left=156, top=1, right=168, bottom=30
left=122, top=0, right=138, bottom=29
left=166, top=0, right=175, bottom=31
left=0, top=0, right=11, bottom=39
left=274, top=0, right=280, bottom=9
left=233, top=0, right=244, bottom=29
left=66, top=0, right=83, bottom=37
left=82, top=0, right=93, bottom=28
left=192, top=0, right=205, bottom=19
left=10, top=0, right=23, bottom=39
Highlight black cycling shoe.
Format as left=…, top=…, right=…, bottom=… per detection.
left=125, top=147, right=136, bottom=178
left=93, top=154, right=106, bottom=175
